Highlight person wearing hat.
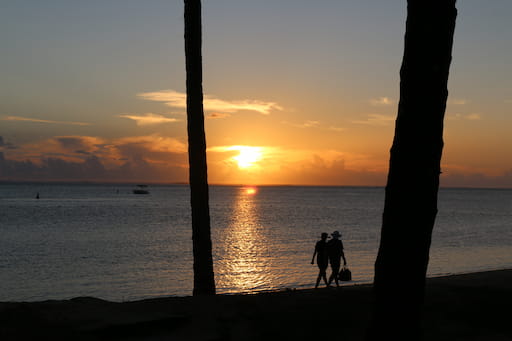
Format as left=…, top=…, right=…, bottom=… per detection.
left=327, top=230, right=347, bottom=287
left=311, top=232, right=329, bottom=288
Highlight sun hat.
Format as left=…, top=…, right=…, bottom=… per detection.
left=331, top=231, right=341, bottom=238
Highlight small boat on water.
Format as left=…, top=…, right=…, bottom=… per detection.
left=133, top=185, right=150, bottom=194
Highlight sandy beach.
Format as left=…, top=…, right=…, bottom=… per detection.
left=1, top=269, right=511, bottom=340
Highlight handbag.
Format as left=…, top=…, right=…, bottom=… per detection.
left=338, top=266, right=352, bottom=281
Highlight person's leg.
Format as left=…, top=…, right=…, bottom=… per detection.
left=327, top=266, right=335, bottom=286
left=332, top=264, right=341, bottom=287
left=321, top=268, right=328, bottom=286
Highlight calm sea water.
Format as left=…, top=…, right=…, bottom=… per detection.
left=1, top=183, right=511, bottom=302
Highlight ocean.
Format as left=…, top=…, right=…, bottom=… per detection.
left=1, top=183, right=511, bottom=302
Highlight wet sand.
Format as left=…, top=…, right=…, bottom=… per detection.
left=1, top=269, right=511, bottom=340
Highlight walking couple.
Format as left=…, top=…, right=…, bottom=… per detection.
left=311, top=231, right=347, bottom=288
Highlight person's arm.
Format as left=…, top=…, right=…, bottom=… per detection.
left=341, top=250, right=347, bottom=266
left=340, top=240, right=347, bottom=266
left=311, top=249, right=317, bottom=264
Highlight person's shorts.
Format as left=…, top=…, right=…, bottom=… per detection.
left=317, top=262, right=328, bottom=269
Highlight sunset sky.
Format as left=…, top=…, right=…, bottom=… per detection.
left=1, top=1, right=511, bottom=187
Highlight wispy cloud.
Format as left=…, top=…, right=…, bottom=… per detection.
left=370, top=97, right=395, bottom=106
left=1, top=115, right=90, bottom=126
left=138, top=90, right=186, bottom=107
left=119, top=113, right=180, bottom=126
left=301, top=120, right=320, bottom=128
left=328, top=126, right=345, bottom=132
left=465, top=113, right=481, bottom=120
left=138, top=89, right=283, bottom=115
left=352, top=114, right=395, bottom=126
left=447, top=113, right=482, bottom=121
left=282, top=120, right=320, bottom=129
left=282, top=120, right=345, bottom=132
left=207, top=112, right=231, bottom=119
left=370, top=97, right=467, bottom=107
left=448, top=98, right=468, bottom=105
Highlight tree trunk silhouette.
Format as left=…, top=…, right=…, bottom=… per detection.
left=367, top=1, right=457, bottom=339
left=184, top=0, right=216, bottom=296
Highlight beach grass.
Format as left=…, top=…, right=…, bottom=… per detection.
left=1, top=269, right=511, bottom=340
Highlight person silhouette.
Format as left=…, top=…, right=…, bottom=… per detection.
left=327, top=230, right=347, bottom=287
left=311, top=232, right=329, bottom=288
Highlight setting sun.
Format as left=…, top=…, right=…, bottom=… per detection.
left=231, top=146, right=263, bottom=169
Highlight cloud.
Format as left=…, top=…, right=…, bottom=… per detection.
left=370, top=97, right=395, bottom=106
left=138, top=89, right=283, bottom=115
left=138, top=90, right=186, bottom=107
left=369, top=97, right=466, bottom=107
left=114, top=135, right=188, bottom=155
left=282, top=120, right=320, bottom=129
left=11, top=136, right=109, bottom=162
left=56, top=136, right=97, bottom=151
left=7, top=135, right=187, bottom=165
left=1, top=115, right=91, bottom=126
left=352, top=114, right=395, bottom=126
left=119, top=113, right=180, bottom=126
left=465, top=114, right=481, bottom=120
left=0, top=136, right=17, bottom=150
left=0, top=135, right=189, bottom=183
left=275, top=154, right=386, bottom=186
left=1, top=136, right=387, bottom=186
left=207, top=112, right=231, bottom=119
left=300, top=120, right=320, bottom=128
left=282, top=121, right=345, bottom=132
left=440, top=167, right=512, bottom=188
left=448, top=98, right=468, bottom=105
left=0, top=152, right=188, bottom=183
left=206, top=145, right=388, bottom=186
left=447, top=113, right=482, bottom=121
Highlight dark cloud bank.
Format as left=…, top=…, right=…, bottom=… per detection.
left=0, top=152, right=188, bottom=183
left=1, top=151, right=511, bottom=187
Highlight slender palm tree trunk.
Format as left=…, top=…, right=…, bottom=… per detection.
left=367, top=1, right=457, bottom=339
left=184, top=0, right=216, bottom=296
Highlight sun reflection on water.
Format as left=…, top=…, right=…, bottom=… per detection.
left=215, top=186, right=272, bottom=292
left=245, top=186, right=257, bottom=195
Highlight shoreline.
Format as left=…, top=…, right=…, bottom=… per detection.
left=5, top=267, right=509, bottom=304
left=1, top=269, right=511, bottom=340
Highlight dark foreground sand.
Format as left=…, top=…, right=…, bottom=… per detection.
left=1, top=269, right=511, bottom=340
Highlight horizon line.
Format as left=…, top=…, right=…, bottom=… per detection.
left=1, top=180, right=511, bottom=190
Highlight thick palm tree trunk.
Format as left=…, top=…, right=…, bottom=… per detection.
left=367, top=1, right=457, bottom=339
left=184, top=0, right=216, bottom=295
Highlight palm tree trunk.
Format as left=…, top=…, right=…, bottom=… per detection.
left=184, top=0, right=216, bottom=296
left=367, top=1, right=457, bottom=339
